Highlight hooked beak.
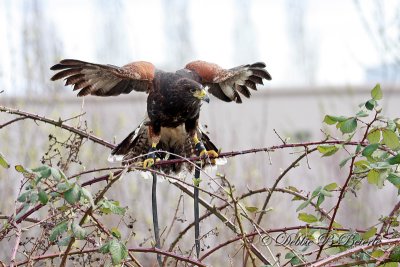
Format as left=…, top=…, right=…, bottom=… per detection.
left=194, top=89, right=210, bottom=103
left=202, top=92, right=210, bottom=103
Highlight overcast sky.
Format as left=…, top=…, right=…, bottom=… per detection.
left=0, top=0, right=399, bottom=94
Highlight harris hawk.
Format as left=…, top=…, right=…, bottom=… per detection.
left=50, top=59, right=271, bottom=173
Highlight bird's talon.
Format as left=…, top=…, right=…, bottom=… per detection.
left=143, top=158, right=155, bottom=168
left=199, top=150, right=218, bottom=164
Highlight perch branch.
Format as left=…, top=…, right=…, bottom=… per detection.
left=0, top=106, right=114, bottom=148
left=16, top=246, right=207, bottom=267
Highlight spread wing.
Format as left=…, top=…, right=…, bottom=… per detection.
left=50, top=59, right=155, bottom=97
left=184, top=60, right=271, bottom=103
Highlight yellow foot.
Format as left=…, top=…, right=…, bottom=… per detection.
left=199, top=150, right=219, bottom=164
left=143, top=158, right=155, bottom=168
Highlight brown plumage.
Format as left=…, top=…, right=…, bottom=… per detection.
left=50, top=59, right=271, bottom=173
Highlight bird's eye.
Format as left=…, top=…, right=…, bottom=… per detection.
left=190, top=88, right=197, bottom=93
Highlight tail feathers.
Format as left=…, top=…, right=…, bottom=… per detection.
left=108, top=121, right=147, bottom=163
left=108, top=122, right=226, bottom=171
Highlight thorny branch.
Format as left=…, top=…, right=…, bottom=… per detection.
left=315, top=111, right=379, bottom=260
left=1, top=105, right=399, bottom=266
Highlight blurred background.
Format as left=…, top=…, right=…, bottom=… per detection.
left=0, top=0, right=399, bottom=265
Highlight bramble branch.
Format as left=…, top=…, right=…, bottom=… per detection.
left=0, top=106, right=114, bottom=148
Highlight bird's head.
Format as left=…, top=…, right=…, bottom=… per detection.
left=191, top=86, right=210, bottom=103
left=177, top=78, right=210, bottom=103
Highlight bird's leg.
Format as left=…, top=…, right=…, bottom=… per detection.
left=143, top=125, right=161, bottom=168
left=193, top=132, right=218, bottom=161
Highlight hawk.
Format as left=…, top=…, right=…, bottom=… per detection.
left=50, top=59, right=271, bottom=173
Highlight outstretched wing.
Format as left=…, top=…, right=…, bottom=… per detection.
left=184, top=60, right=271, bottom=103
left=50, top=59, right=155, bottom=96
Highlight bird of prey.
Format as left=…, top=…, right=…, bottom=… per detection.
left=50, top=59, right=271, bottom=173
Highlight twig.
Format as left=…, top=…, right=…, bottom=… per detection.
left=274, top=129, right=287, bottom=144
left=0, top=117, right=28, bottom=129
left=9, top=225, right=21, bottom=267
left=154, top=140, right=368, bottom=167
left=308, top=237, right=400, bottom=267
left=170, top=177, right=271, bottom=264
left=168, top=186, right=332, bottom=253
left=16, top=246, right=207, bottom=267
left=89, top=213, right=143, bottom=267
left=0, top=106, right=114, bottom=148
left=199, top=225, right=371, bottom=262
left=60, top=170, right=127, bottom=266
left=315, top=111, right=378, bottom=260
left=378, top=200, right=400, bottom=235
left=257, top=147, right=318, bottom=225
left=243, top=148, right=318, bottom=265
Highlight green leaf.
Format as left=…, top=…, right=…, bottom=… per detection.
left=298, top=213, right=318, bottom=223
left=111, top=227, right=122, bottom=239
left=362, top=143, right=379, bottom=157
left=371, top=249, right=385, bottom=258
left=49, top=220, right=68, bottom=242
left=311, top=186, right=322, bottom=198
left=63, top=184, right=81, bottom=205
left=387, top=174, right=400, bottom=188
left=320, top=189, right=333, bottom=197
left=365, top=99, right=376, bottom=110
left=81, top=187, right=95, bottom=208
left=287, top=186, right=300, bottom=192
left=245, top=206, right=258, bottom=213
left=99, top=242, right=110, bottom=253
left=370, top=161, right=391, bottom=170
left=109, top=239, right=128, bottom=265
left=356, top=110, right=369, bottom=117
left=40, top=168, right=52, bottom=179
left=71, top=222, right=87, bottom=240
left=17, top=191, right=31, bottom=203
left=354, top=160, right=370, bottom=169
left=339, top=156, right=352, bottom=168
left=317, top=145, right=339, bottom=157
left=361, top=227, right=376, bottom=240
left=32, top=166, right=51, bottom=178
left=296, top=199, right=311, bottom=212
left=15, top=165, right=28, bottom=173
left=381, top=262, right=399, bottom=267
left=33, top=165, right=51, bottom=184
left=31, top=166, right=48, bottom=172
left=367, top=129, right=381, bottom=144
left=51, top=168, right=62, bottom=181
left=389, top=246, right=400, bottom=262
left=388, top=120, right=397, bottom=132
left=15, top=203, right=30, bottom=221
left=323, top=115, right=347, bottom=125
left=0, top=153, right=10, bottom=169
left=38, top=189, right=49, bottom=205
left=387, top=154, right=400, bottom=165
left=324, top=183, right=338, bottom=191
left=57, top=182, right=71, bottom=193
left=30, top=192, right=38, bottom=204
left=316, top=194, right=325, bottom=207
left=58, top=235, right=72, bottom=246
left=340, top=118, right=357, bottom=134
left=382, top=129, right=400, bottom=150
left=99, top=199, right=126, bottom=215
left=371, top=83, right=383, bottom=100
left=367, top=169, right=380, bottom=185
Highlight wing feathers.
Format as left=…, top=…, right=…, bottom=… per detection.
left=184, top=60, right=271, bottom=103
left=50, top=59, right=155, bottom=97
